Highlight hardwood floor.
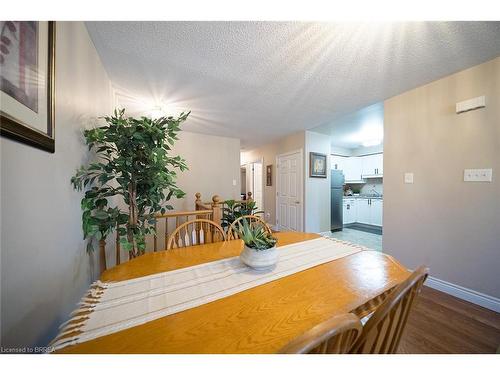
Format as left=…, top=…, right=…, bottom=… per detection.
left=398, top=286, right=500, bottom=354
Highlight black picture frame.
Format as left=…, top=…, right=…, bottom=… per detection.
left=266, top=165, right=272, bottom=186
left=309, top=152, right=327, bottom=178
left=0, top=21, right=56, bottom=153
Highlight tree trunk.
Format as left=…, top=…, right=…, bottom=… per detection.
left=99, top=239, right=106, bottom=275
left=127, top=182, right=138, bottom=257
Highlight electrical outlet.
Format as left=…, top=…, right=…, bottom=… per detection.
left=464, top=168, right=492, bottom=182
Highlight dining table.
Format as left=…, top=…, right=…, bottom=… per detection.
left=54, top=231, right=410, bottom=354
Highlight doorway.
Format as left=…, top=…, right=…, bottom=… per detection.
left=243, top=159, right=264, bottom=214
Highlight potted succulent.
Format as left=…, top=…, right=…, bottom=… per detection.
left=236, top=219, right=279, bottom=270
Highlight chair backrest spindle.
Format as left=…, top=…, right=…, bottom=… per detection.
left=228, top=215, right=272, bottom=240
left=279, top=313, right=362, bottom=354
left=167, top=219, right=225, bottom=250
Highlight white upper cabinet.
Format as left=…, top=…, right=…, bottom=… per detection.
left=331, top=153, right=383, bottom=181
left=343, top=157, right=363, bottom=182
left=361, top=153, right=383, bottom=177
left=331, top=155, right=346, bottom=171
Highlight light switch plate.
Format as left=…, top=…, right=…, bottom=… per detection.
left=464, top=168, right=492, bottom=182
left=404, top=172, right=414, bottom=184
left=232, top=179, right=237, bottom=186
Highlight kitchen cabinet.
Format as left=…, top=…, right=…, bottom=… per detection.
left=332, top=153, right=383, bottom=182
left=342, top=198, right=356, bottom=224
left=370, top=199, right=383, bottom=226
left=348, top=197, right=382, bottom=227
left=343, top=157, right=363, bottom=182
left=361, top=153, right=383, bottom=177
left=356, top=198, right=371, bottom=224
left=331, top=155, right=346, bottom=171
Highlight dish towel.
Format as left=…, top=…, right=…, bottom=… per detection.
left=52, top=236, right=368, bottom=350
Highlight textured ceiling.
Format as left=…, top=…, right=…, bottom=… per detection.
left=313, top=102, right=384, bottom=149
left=86, top=22, right=500, bottom=149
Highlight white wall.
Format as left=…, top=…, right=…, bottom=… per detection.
left=384, top=56, right=500, bottom=300
left=1, top=22, right=115, bottom=348
left=304, top=131, right=331, bottom=233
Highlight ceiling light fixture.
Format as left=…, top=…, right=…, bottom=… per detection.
left=361, top=139, right=382, bottom=147
left=150, top=104, right=168, bottom=119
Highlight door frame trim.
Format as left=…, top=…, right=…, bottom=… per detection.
left=275, top=148, right=304, bottom=232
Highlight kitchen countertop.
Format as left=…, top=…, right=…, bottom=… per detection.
left=343, top=195, right=383, bottom=199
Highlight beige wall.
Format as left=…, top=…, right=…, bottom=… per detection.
left=384, top=56, right=500, bottom=299
left=1, top=22, right=115, bottom=348
left=171, top=131, right=241, bottom=210
left=146, top=131, right=241, bottom=251
left=241, top=131, right=305, bottom=227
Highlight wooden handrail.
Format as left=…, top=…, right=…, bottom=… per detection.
left=155, top=210, right=212, bottom=218
left=195, top=192, right=253, bottom=209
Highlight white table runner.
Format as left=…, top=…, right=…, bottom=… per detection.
left=52, top=237, right=367, bottom=350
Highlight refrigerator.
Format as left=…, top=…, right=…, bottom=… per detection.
left=330, top=169, right=345, bottom=232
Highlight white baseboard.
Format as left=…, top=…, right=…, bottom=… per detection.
left=425, top=276, right=500, bottom=313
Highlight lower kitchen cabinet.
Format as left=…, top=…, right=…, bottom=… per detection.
left=370, top=199, right=383, bottom=226
left=342, top=199, right=356, bottom=224
left=356, top=198, right=371, bottom=225
left=343, top=197, right=383, bottom=227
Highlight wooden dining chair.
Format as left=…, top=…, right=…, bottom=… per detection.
left=278, top=313, right=363, bottom=354
left=166, top=219, right=226, bottom=250
left=349, top=265, right=429, bottom=354
left=227, top=215, right=272, bottom=240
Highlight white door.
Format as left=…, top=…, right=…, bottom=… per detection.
left=277, top=151, right=303, bottom=231
left=370, top=199, right=383, bottom=226
left=356, top=198, right=371, bottom=224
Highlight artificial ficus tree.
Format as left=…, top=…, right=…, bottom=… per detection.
left=71, top=108, right=189, bottom=258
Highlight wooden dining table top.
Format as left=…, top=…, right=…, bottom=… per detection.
left=55, top=231, right=410, bottom=354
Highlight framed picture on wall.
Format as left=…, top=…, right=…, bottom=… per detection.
left=266, top=164, right=272, bottom=186
left=309, top=152, right=327, bottom=178
left=0, top=21, right=56, bottom=153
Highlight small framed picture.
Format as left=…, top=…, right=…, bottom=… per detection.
left=0, top=21, right=56, bottom=153
left=266, top=165, right=272, bottom=186
left=309, top=152, right=327, bottom=178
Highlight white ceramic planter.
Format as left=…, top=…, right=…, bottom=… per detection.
left=240, top=245, right=279, bottom=270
